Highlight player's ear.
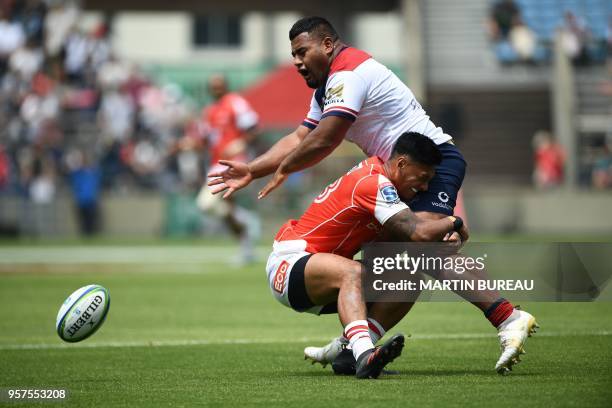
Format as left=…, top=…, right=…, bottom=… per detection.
left=322, top=37, right=335, bottom=54
left=397, top=156, right=408, bottom=169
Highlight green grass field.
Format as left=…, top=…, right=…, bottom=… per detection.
left=1, top=244, right=611, bottom=407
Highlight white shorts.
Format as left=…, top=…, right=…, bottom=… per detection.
left=265, top=239, right=324, bottom=315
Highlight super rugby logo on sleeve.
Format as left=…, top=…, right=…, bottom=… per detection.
left=379, top=182, right=401, bottom=204
left=273, top=261, right=290, bottom=294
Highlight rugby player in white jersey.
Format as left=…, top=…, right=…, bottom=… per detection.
left=209, top=17, right=537, bottom=374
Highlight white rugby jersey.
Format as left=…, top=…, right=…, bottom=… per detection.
left=301, top=47, right=452, bottom=161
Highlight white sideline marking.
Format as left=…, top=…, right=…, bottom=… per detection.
left=1, top=331, right=610, bottom=351
left=0, top=246, right=269, bottom=265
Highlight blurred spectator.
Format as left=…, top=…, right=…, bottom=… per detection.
left=18, top=145, right=56, bottom=203
left=488, top=0, right=520, bottom=40
left=64, top=27, right=91, bottom=84
left=125, top=135, right=163, bottom=189
left=0, top=144, right=9, bottom=189
left=591, top=142, right=612, bottom=189
left=29, top=154, right=56, bottom=204
left=20, top=72, right=61, bottom=142
left=98, top=140, right=124, bottom=189
left=65, top=148, right=101, bottom=235
left=97, top=54, right=130, bottom=91
left=98, top=88, right=135, bottom=143
left=532, top=130, right=565, bottom=188
left=88, top=23, right=111, bottom=71
left=509, top=17, right=537, bottom=62
left=8, top=36, right=43, bottom=82
left=0, top=7, right=25, bottom=77
left=17, top=145, right=58, bottom=236
left=607, top=16, right=612, bottom=60
left=15, top=0, right=47, bottom=44
left=44, top=0, right=79, bottom=77
left=488, top=1, right=541, bottom=64
left=168, top=115, right=207, bottom=190
left=0, top=0, right=237, bottom=237
left=559, top=11, right=591, bottom=66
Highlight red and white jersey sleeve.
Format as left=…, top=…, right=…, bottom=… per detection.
left=320, top=71, right=367, bottom=123
left=228, top=94, right=258, bottom=131
left=353, top=174, right=408, bottom=226
left=302, top=92, right=322, bottom=129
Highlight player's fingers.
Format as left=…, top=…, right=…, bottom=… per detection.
left=258, top=172, right=286, bottom=199
left=447, top=231, right=460, bottom=241
left=460, top=230, right=469, bottom=243
left=207, top=177, right=224, bottom=186
left=217, top=160, right=240, bottom=169
left=257, top=181, right=276, bottom=199
left=209, top=184, right=228, bottom=195
left=207, top=170, right=224, bottom=178
left=222, top=187, right=235, bottom=199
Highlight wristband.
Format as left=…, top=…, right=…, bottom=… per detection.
left=450, top=216, right=463, bottom=232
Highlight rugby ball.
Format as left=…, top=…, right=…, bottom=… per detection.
left=56, top=284, right=110, bottom=342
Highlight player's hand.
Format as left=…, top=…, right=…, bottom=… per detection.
left=457, top=223, right=469, bottom=243
left=258, top=170, right=287, bottom=199
left=207, top=160, right=253, bottom=199
left=443, top=231, right=464, bottom=249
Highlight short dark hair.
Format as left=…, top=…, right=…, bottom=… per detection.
left=289, top=16, right=339, bottom=41
left=391, top=132, right=442, bottom=166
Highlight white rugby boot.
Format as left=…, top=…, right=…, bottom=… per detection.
left=495, top=309, right=539, bottom=375
left=304, top=336, right=347, bottom=368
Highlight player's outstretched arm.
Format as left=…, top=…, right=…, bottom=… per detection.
left=258, top=116, right=352, bottom=199
left=207, top=125, right=310, bottom=198
left=249, top=125, right=310, bottom=178
left=383, top=209, right=468, bottom=243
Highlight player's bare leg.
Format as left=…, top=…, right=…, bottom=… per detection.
left=303, top=254, right=366, bottom=325
left=224, top=201, right=258, bottom=264
left=417, top=210, right=540, bottom=374
left=197, top=182, right=257, bottom=264
left=303, top=254, right=404, bottom=378
left=305, top=300, right=419, bottom=374
left=327, top=301, right=418, bottom=375
left=368, top=301, right=418, bottom=333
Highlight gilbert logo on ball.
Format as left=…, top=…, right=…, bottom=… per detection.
left=56, top=284, right=110, bottom=342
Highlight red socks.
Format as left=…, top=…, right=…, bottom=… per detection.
left=485, top=298, right=515, bottom=328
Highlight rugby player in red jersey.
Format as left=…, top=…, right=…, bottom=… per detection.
left=196, top=74, right=260, bottom=263
left=267, top=132, right=466, bottom=378
left=266, top=133, right=538, bottom=377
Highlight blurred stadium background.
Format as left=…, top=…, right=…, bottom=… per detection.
left=0, top=0, right=611, bottom=240
left=1, top=2, right=611, bottom=405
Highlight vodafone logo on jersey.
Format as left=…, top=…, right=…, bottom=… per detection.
left=438, top=192, right=450, bottom=203
left=273, top=261, right=290, bottom=294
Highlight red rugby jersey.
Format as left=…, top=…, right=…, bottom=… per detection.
left=274, top=157, right=408, bottom=258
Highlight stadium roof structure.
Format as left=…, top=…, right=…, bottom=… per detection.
left=85, top=0, right=399, bottom=13
left=241, top=64, right=313, bottom=130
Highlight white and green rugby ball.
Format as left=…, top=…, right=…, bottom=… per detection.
left=56, top=284, right=110, bottom=342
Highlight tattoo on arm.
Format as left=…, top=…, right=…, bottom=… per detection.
left=384, top=209, right=418, bottom=241
left=383, top=209, right=454, bottom=242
